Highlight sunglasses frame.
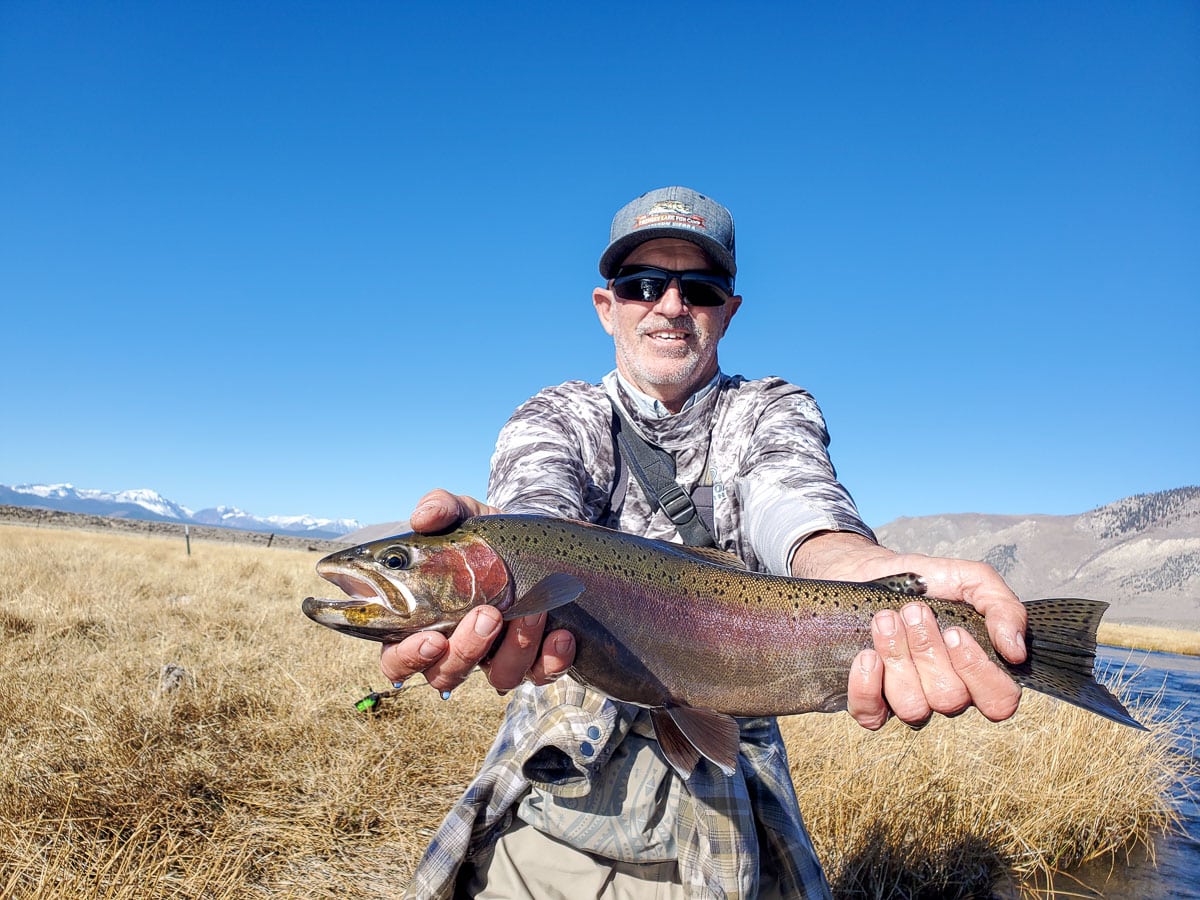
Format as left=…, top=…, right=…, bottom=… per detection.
left=610, top=265, right=734, bottom=308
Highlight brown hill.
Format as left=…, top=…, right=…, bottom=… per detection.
left=875, top=487, right=1200, bottom=629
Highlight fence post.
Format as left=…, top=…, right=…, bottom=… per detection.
left=185, top=524, right=191, bottom=556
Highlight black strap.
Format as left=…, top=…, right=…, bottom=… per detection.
left=609, top=401, right=716, bottom=548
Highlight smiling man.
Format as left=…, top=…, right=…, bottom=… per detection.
left=386, top=187, right=1027, bottom=899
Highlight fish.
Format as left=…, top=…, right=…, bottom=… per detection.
left=302, top=514, right=1144, bottom=777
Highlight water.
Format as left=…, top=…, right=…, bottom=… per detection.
left=1040, top=647, right=1200, bottom=898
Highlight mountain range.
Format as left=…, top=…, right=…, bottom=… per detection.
left=875, top=486, right=1200, bottom=629
left=0, top=483, right=360, bottom=539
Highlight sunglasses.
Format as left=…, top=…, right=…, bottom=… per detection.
left=610, top=266, right=733, bottom=308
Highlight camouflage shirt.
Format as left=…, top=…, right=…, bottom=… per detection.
left=404, top=372, right=872, bottom=899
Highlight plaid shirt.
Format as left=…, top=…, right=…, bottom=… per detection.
left=405, top=374, right=867, bottom=899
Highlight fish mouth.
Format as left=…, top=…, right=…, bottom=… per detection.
left=316, top=565, right=415, bottom=616
left=301, top=595, right=412, bottom=643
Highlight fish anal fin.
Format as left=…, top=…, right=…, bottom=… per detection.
left=502, top=574, right=585, bottom=621
left=651, top=706, right=740, bottom=778
left=867, top=573, right=927, bottom=596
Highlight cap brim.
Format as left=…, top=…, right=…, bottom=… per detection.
left=599, top=229, right=737, bottom=280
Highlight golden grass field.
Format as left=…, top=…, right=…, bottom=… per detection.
left=0, top=523, right=1192, bottom=898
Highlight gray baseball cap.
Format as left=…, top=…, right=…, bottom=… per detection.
left=599, top=186, right=736, bottom=280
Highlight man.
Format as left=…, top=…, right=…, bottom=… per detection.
left=385, top=187, right=1027, bottom=898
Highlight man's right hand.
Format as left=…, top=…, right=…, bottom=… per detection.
left=378, top=489, right=577, bottom=695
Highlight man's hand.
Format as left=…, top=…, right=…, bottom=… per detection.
left=378, top=489, right=576, bottom=695
left=793, top=531, right=1027, bottom=730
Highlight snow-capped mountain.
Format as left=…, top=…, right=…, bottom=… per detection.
left=190, top=505, right=361, bottom=537
left=0, top=483, right=360, bottom=538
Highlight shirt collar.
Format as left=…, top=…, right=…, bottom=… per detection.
left=603, top=370, right=723, bottom=419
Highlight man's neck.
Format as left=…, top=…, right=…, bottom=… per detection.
left=606, top=370, right=722, bottom=418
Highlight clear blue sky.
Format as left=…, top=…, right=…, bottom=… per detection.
left=2, top=1, right=1197, bottom=530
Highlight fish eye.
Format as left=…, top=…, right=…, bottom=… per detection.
left=381, top=548, right=409, bottom=570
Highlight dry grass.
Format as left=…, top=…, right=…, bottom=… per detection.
left=0, top=524, right=1190, bottom=898
left=783, top=692, right=1186, bottom=897
left=1099, top=621, right=1200, bottom=656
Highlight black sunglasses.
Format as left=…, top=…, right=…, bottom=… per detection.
left=610, top=266, right=733, bottom=308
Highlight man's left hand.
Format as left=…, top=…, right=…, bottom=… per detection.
left=792, top=532, right=1027, bottom=730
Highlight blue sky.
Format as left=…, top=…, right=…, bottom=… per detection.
left=2, top=1, right=1196, bottom=530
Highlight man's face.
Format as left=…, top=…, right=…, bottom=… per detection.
left=593, top=238, right=742, bottom=413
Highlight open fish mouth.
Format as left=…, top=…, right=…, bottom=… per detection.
left=315, top=566, right=415, bottom=616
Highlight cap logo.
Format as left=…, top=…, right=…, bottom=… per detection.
left=634, top=200, right=707, bottom=232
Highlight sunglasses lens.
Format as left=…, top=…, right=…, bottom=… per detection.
left=611, top=268, right=731, bottom=306
left=679, top=277, right=728, bottom=307
left=612, top=273, right=668, bottom=303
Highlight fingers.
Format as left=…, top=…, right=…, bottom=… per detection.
left=410, top=489, right=500, bottom=534
left=847, top=650, right=888, bottom=730
left=483, top=613, right=550, bottom=691
left=942, top=626, right=1022, bottom=721
left=869, top=605, right=956, bottom=726
left=847, top=602, right=1023, bottom=730
left=527, top=628, right=575, bottom=685
left=922, top=557, right=1028, bottom=665
left=484, top=617, right=576, bottom=691
left=379, top=606, right=576, bottom=696
left=977, top=590, right=1028, bottom=665
left=380, top=605, right=503, bottom=693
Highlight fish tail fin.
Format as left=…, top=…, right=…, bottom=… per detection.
left=1018, top=598, right=1146, bottom=730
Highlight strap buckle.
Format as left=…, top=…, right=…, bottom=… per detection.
left=658, top=483, right=698, bottom=525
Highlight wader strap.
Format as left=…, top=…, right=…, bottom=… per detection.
left=609, top=401, right=716, bottom=548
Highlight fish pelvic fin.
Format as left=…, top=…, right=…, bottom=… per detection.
left=1018, top=598, right=1146, bottom=731
left=651, top=706, right=740, bottom=779
left=501, top=574, right=585, bottom=621
left=867, top=573, right=928, bottom=596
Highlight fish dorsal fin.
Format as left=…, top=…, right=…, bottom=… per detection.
left=501, top=574, right=585, bottom=621
left=866, top=573, right=927, bottom=596
left=650, top=706, right=740, bottom=778
left=671, top=545, right=748, bottom=570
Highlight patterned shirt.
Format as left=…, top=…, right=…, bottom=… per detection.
left=404, top=373, right=872, bottom=899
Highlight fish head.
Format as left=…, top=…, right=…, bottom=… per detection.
left=301, top=527, right=513, bottom=642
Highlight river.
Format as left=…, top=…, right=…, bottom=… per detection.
left=1038, top=647, right=1200, bottom=898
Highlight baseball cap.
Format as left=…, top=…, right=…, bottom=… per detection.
left=598, top=186, right=736, bottom=281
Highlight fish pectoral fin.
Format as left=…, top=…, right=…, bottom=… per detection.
left=672, top=546, right=748, bottom=570
left=502, top=574, right=585, bottom=621
left=651, top=706, right=739, bottom=779
left=866, top=573, right=927, bottom=596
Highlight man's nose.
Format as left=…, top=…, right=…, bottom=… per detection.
left=653, top=277, right=687, bottom=316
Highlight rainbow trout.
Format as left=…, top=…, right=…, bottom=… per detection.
left=302, top=514, right=1142, bottom=776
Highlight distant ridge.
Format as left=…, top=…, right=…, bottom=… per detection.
left=0, top=483, right=360, bottom=539
left=876, top=487, right=1200, bottom=629
left=339, top=520, right=411, bottom=543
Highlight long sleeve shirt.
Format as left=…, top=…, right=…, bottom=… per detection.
left=403, top=373, right=873, bottom=899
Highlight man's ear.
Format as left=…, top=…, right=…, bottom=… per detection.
left=593, top=287, right=616, bottom=336
left=719, top=294, right=742, bottom=337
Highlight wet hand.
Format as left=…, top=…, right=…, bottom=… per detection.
left=792, top=532, right=1026, bottom=729
left=378, top=489, right=576, bottom=694
left=846, top=555, right=1026, bottom=729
